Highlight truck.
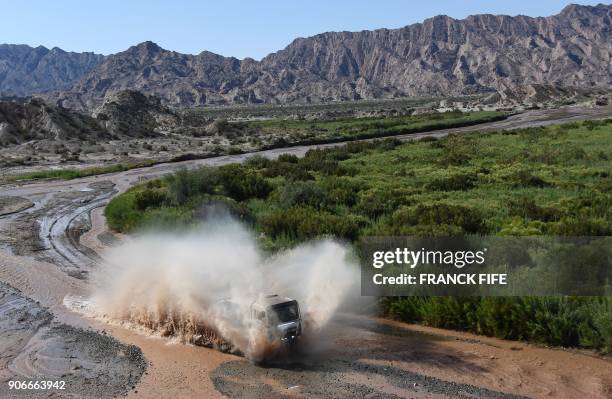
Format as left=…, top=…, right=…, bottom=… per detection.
left=212, top=294, right=303, bottom=348
left=251, top=294, right=302, bottom=344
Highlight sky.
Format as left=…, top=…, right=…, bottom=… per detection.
left=1, top=0, right=604, bottom=59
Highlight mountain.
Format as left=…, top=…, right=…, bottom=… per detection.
left=55, top=41, right=251, bottom=109
left=93, top=90, right=179, bottom=137
left=257, top=3, right=611, bottom=101
left=0, top=44, right=103, bottom=96
left=0, top=98, right=108, bottom=146
left=7, top=4, right=612, bottom=108
left=0, top=91, right=181, bottom=146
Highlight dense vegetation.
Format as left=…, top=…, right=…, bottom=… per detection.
left=106, top=118, right=612, bottom=352
left=210, top=110, right=506, bottom=147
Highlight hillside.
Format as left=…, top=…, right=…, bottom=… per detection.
left=0, top=98, right=107, bottom=146
left=0, top=44, right=103, bottom=96
left=0, top=91, right=181, bottom=147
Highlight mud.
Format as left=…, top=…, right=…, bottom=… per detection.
left=210, top=317, right=521, bottom=399
left=0, top=197, right=33, bottom=217
left=0, top=181, right=115, bottom=277
left=212, top=315, right=611, bottom=399
left=0, top=282, right=53, bottom=375
left=0, top=324, right=146, bottom=399
left=0, top=283, right=146, bottom=399
left=212, top=360, right=526, bottom=399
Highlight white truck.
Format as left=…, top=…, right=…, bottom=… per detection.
left=212, top=294, right=303, bottom=348
left=251, top=294, right=302, bottom=344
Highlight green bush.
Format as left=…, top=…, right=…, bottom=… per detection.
left=321, top=177, right=366, bottom=207
left=510, top=169, right=551, bottom=188
left=301, top=158, right=353, bottom=176
left=507, top=196, right=561, bottom=222
left=244, top=155, right=271, bottom=169
left=277, top=153, right=299, bottom=163
left=299, top=149, right=355, bottom=176
left=579, top=298, right=612, bottom=353
left=392, top=202, right=486, bottom=234
left=260, top=207, right=362, bottom=241
left=437, top=136, right=474, bottom=167
left=548, top=217, right=610, bottom=236
left=104, top=190, right=142, bottom=232
left=134, top=188, right=167, bottom=210
left=354, top=188, right=414, bottom=219
left=263, top=161, right=314, bottom=181
left=276, top=181, right=329, bottom=209
left=425, top=172, right=477, bottom=191
left=166, top=167, right=218, bottom=205
left=218, top=164, right=272, bottom=201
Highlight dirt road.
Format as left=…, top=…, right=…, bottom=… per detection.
left=0, top=106, right=611, bottom=398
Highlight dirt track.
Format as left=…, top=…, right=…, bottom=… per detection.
left=0, top=106, right=611, bottom=398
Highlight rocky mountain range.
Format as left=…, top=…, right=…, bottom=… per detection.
left=1, top=3, right=610, bottom=109
left=0, top=44, right=103, bottom=96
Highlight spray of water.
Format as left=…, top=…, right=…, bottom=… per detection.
left=86, top=217, right=362, bottom=361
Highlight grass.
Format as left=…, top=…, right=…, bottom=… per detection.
left=105, top=118, right=612, bottom=352
left=3, top=160, right=158, bottom=182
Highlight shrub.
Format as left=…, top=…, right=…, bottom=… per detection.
left=507, top=196, right=561, bottom=222
left=276, top=181, right=329, bottom=209
left=277, top=153, right=299, bottom=163
left=104, top=191, right=141, bottom=232
left=392, top=202, right=486, bottom=234
left=436, top=136, right=474, bottom=167
left=260, top=207, right=362, bottom=241
left=321, top=178, right=366, bottom=207
left=511, top=169, right=551, bottom=188
left=425, top=172, right=477, bottom=191
left=299, top=155, right=353, bottom=176
left=548, top=217, right=610, bottom=236
left=244, top=155, right=271, bottom=168
left=354, top=188, right=413, bottom=218
left=263, top=161, right=314, bottom=181
left=134, top=188, right=167, bottom=210
left=209, top=118, right=229, bottom=134
left=218, top=164, right=272, bottom=201
left=579, top=298, right=612, bottom=353
left=166, top=167, right=218, bottom=205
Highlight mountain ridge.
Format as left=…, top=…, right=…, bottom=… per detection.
left=0, top=44, right=104, bottom=96
left=1, top=3, right=610, bottom=108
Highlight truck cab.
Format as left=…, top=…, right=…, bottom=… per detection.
left=250, top=294, right=302, bottom=344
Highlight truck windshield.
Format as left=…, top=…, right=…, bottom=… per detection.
left=270, top=301, right=299, bottom=323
